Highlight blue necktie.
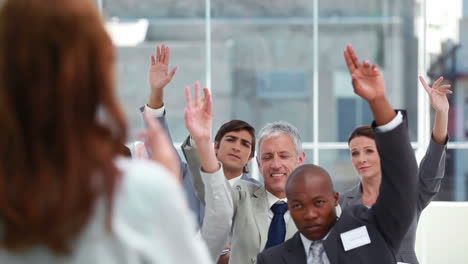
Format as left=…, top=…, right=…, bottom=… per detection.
left=265, top=203, right=288, bottom=249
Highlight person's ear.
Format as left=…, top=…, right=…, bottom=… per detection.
left=298, top=152, right=306, bottom=165
left=214, top=141, right=219, bottom=155
left=333, top=192, right=339, bottom=206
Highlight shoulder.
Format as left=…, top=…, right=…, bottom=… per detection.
left=339, top=183, right=361, bottom=207
left=258, top=234, right=301, bottom=262
left=233, top=179, right=263, bottom=194
left=115, top=157, right=180, bottom=208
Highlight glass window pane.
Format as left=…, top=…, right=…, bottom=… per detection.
left=211, top=1, right=315, bottom=141
left=318, top=149, right=357, bottom=193
left=318, top=0, right=419, bottom=142
left=104, top=0, right=206, bottom=142
left=435, top=149, right=468, bottom=201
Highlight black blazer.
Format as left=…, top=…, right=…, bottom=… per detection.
left=257, top=112, right=418, bottom=264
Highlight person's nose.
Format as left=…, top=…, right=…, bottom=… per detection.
left=303, top=207, right=319, bottom=220
left=271, top=155, right=282, bottom=170
left=232, top=141, right=241, bottom=152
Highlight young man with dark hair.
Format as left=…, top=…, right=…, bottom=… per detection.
left=140, top=44, right=260, bottom=263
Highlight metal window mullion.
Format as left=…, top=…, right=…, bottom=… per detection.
left=312, top=0, right=319, bottom=165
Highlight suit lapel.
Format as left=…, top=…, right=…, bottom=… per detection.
left=283, top=233, right=307, bottom=264
left=345, top=184, right=363, bottom=206
left=323, top=228, right=339, bottom=264
left=253, top=187, right=270, bottom=250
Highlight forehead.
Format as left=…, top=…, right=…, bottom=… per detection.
left=288, top=175, right=332, bottom=199
left=349, top=136, right=376, bottom=149
left=222, top=130, right=253, bottom=142
left=260, top=134, right=296, bottom=154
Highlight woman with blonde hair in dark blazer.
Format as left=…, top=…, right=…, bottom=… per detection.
left=341, top=76, right=451, bottom=264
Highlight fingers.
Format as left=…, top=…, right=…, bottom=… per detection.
left=151, top=55, right=156, bottom=66
left=185, top=85, right=192, bottom=108
left=432, top=76, right=443, bottom=89
left=344, top=48, right=355, bottom=74
left=418, top=75, right=431, bottom=94
left=435, top=84, right=452, bottom=94
left=202, top=87, right=212, bottom=115
left=164, top=46, right=171, bottom=65
left=194, top=81, right=201, bottom=107
left=344, top=44, right=361, bottom=73
left=169, top=66, right=178, bottom=79
left=156, top=45, right=161, bottom=63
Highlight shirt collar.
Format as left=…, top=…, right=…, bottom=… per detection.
left=266, top=190, right=288, bottom=209
left=228, top=174, right=243, bottom=187
left=299, top=229, right=332, bottom=255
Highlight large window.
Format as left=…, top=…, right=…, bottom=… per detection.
left=101, top=0, right=468, bottom=201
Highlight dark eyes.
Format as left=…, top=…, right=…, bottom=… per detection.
left=292, top=204, right=303, bottom=209
left=351, top=149, right=375, bottom=156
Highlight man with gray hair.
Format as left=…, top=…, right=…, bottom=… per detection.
left=184, top=85, right=306, bottom=264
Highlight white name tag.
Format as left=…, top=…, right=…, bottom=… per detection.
left=397, top=262, right=410, bottom=264
left=340, top=226, right=371, bottom=251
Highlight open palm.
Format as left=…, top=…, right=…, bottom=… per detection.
left=149, top=43, right=177, bottom=91
left=344, top=44, right=385, bottom=102
left=184, top=82, right=213, bottom=142
left=419, top=76, right=451, bottom=113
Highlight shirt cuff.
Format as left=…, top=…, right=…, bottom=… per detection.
left=144, top=104, right=165, bottom=117
left=375, top=111, right=403, bottom=133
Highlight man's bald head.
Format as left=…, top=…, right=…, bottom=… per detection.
left=285, top=164, right=339, bottom=240
left=286, top=164, right=335, bottom=197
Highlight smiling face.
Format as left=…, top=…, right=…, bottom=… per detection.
left=287, top=165, right=339, bottom=241
left=215, top=130, right=253, bottom=175
left=257, top=134, right=305, bottom=198
left=349, top=136, right=381, bottom=180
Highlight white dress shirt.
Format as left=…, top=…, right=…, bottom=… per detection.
left=266, top=191, right=291, bottom=224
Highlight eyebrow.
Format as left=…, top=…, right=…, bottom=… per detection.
left=225, top=135, right=252, bottom=145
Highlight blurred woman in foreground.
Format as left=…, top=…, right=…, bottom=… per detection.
left=0, top=0, right=211, bottom=263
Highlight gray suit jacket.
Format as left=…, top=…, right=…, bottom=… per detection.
left=140, top=107, right=205, bottom=228
left=340, top=137, right=447, bottom=264
left=258, top=113, right=418, bottom=264
left=182, top=138, right=297, bottom=264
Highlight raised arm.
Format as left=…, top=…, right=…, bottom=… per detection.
left=140, top=45, right=205, bottom=226
left=184, top=82, right=219, bottom=173
left=416, top=76, right=451, bottom=210
left=184, top=83, right=234, bottom=262
left=419, top=76, right=451, bottom=144
left=344, top=44, right=395, bottom=125
left=148, top=43, right=178, bottom=109
left=344, top=44, right=418, bottom=250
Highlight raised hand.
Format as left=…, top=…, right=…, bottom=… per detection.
left=184, top=82, right=219, bottom=173
left=419, top=76, right=452, bottom=114
left=139, top=111, right=181, bottom=183
left=184, top=82, right=213, bottom=143
left=344, top=44, right=386, bottom=103
left=148, top=43, right=178, bottom=108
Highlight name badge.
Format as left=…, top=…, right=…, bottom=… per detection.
left=340, top=226, right=371, bottom=251
left=397, top=262, right=410, bottom=264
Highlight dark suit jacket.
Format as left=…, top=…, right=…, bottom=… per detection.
left=340, top=136, right=447, bottom=264
left=257, top=112, right=418, bottom=264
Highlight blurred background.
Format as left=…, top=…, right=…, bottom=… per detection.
left=97, top=0, right=468, bottom=203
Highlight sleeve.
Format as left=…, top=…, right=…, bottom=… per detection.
left=114, top=159, right=213, bottom=264
left=140, top=107, right=204, bottom=227
left=257, top=253, right=266, bottom=264
left=200, top=164, right=234, bottom=262
left=416, top=136, right=447, bottom=211
left=181, top=135, right=207, bottom=204
left=371, top=111, right=418, bottom=250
